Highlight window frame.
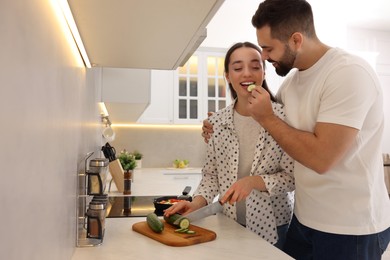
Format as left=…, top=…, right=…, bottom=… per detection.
left=173, top=48, right=230, bottom=124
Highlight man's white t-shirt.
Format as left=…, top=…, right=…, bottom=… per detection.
left=277, top=48, right=390, bottom=235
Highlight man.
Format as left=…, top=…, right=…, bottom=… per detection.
left=203, top=0, right=390, bottom=259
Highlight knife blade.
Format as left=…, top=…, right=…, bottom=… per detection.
left=173, top=200, right=223, bottom=225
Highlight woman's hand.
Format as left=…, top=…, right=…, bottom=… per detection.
left=163, top=196, right=207, bottom=217
left=220, top=176, right=265, bottom=205
left=163, top=200, right=195, bottom=217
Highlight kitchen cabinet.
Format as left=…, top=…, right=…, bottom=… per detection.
left=137, top=70, right=175, bottom=124
left=95, top=67, right=152, bottom=124
left=138, top=49, right=229, bottom=125
left=67, top=0, right=225, bottom=69
left=108, top=168, right=202, bottom=196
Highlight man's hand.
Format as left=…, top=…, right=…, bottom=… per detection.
left=201, top=112, right=214, bottom=143
left=247, top=86, right=275, bottom=125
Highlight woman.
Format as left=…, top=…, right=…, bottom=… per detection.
left=164, top=42, right=294, bottom=248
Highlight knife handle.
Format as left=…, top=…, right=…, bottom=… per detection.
left=182, top=186, right=191, bottom=195
left=218, top=192, right=234, bottom=205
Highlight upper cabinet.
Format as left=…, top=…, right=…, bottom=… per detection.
left=92, top=67, right=152, bottom=124
left=138, top=49, right=230, bottom=125
left=67, top=0, right=225, bottom=69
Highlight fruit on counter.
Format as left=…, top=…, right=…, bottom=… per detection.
left=247, top=84, right=256, bottom=92
left=146, top=213, right=164, bottom=233
left=164, top=213, right=190, bottom=229
left=173, top=159, right=189, bottom=168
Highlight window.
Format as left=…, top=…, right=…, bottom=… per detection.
left=173, top=49, right=230, bottom=124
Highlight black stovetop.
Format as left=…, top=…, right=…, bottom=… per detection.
left=106, top=195, right=169, bottom=218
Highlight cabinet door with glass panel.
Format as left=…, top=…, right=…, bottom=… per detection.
left=173, top=49, right=231, bottom=124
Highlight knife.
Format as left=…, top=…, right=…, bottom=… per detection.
left=173, top=193, right=233, bottom=225
left=173, top=200, right=223, bottom=225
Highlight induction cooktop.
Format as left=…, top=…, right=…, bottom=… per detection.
left=106, top=195, right=171, bottom=218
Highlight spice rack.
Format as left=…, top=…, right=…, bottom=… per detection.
left=76, top=152, right=109, bottom=247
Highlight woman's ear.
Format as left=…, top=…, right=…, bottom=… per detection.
left=224, top=72, right=230, bottom=83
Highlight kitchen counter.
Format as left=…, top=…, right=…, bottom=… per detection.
left=72, top=213, right=293, bottom=260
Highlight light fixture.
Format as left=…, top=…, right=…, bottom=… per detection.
left=98, top=102, right=109, bottom=117
left=58, top=0, right=91, bottom=68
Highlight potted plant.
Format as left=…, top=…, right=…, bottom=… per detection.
left=118, top=149, right=137, bottom=194
left=132, top=150, right=143, bottom=168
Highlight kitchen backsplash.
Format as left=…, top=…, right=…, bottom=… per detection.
left=111, top=126, right=207, bottom=168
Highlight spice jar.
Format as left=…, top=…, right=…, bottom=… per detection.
left=87, top=158, right=109, bottom=195
left=87, top=201, right=105, bottom=239
left=123, top=196, right=131, bottom=215
left=123, top=170, right=132, bottom=195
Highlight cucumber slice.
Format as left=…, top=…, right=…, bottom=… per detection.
left=178, top=218, right=190, bottom=229
left=175, top=228, right=188, bottom=233
left=247, top=84, right=256, bottom=92
left=164, top=213, right=190, bottom=229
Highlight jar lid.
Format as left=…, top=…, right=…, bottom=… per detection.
left=89, top=158, right=109, bottom=167
left=89, top=201, right=104, bottom=210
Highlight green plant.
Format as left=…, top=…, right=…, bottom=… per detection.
left=118, top=149, right=137, bottom=171
left=132, top=150, right=143, bottom=160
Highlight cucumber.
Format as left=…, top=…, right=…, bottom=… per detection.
left=164, top=213, right=190, bottom=229
left=174, top=228, right=196, bottom=234
left=247, top=84, right=256, bottom=92
left=146, top=213, right=164, bottom=233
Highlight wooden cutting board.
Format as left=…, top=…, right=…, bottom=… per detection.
left=132, top=220, right=217, bottom=247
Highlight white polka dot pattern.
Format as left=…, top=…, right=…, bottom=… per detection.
left=194, top=101, right=295, bottom=244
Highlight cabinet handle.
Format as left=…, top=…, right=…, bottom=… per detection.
left=173, top=176, right=189, bottom=180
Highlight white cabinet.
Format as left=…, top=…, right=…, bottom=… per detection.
left=67, top=0, right=225, bottom=69
left=162, top=171, right=202, bottom=194
left=97, top=68, right=152, bottom=124
left=108, top=168, right=202, bottom=196
left=137, top=70, right=175, bottom=124
left=138, top=49, right=230, bottom=125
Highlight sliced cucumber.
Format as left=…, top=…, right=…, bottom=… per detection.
left=177, top=218, right=190, bottom=229
left=174, top=228, right=196, bottom=234
left=175, top=228, right=188, bottom=233
left=247, top=84, right=256, bottom=92
left=164, top=213, right=190, bottom=229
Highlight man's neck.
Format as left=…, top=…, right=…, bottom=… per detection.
left=296, top=40, right=331, bottom=71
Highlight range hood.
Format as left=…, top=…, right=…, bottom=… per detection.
left=67, top=0, right=225, bottom=69
left=94, top=67, right=152, bottom=124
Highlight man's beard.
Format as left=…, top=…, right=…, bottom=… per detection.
left=270, top=45, right=297, bottom=77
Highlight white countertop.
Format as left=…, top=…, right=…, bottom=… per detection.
left=72, top=213, right=293, bottom=260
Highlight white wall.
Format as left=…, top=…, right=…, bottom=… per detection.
left=0, top=1, right=101, bottom=259
left=347, top=28, right=390, bottom=153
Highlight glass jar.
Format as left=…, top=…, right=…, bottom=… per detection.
left=86, top=201, right=105, bottom=239
left=123, top=170, right=132, bottom=195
